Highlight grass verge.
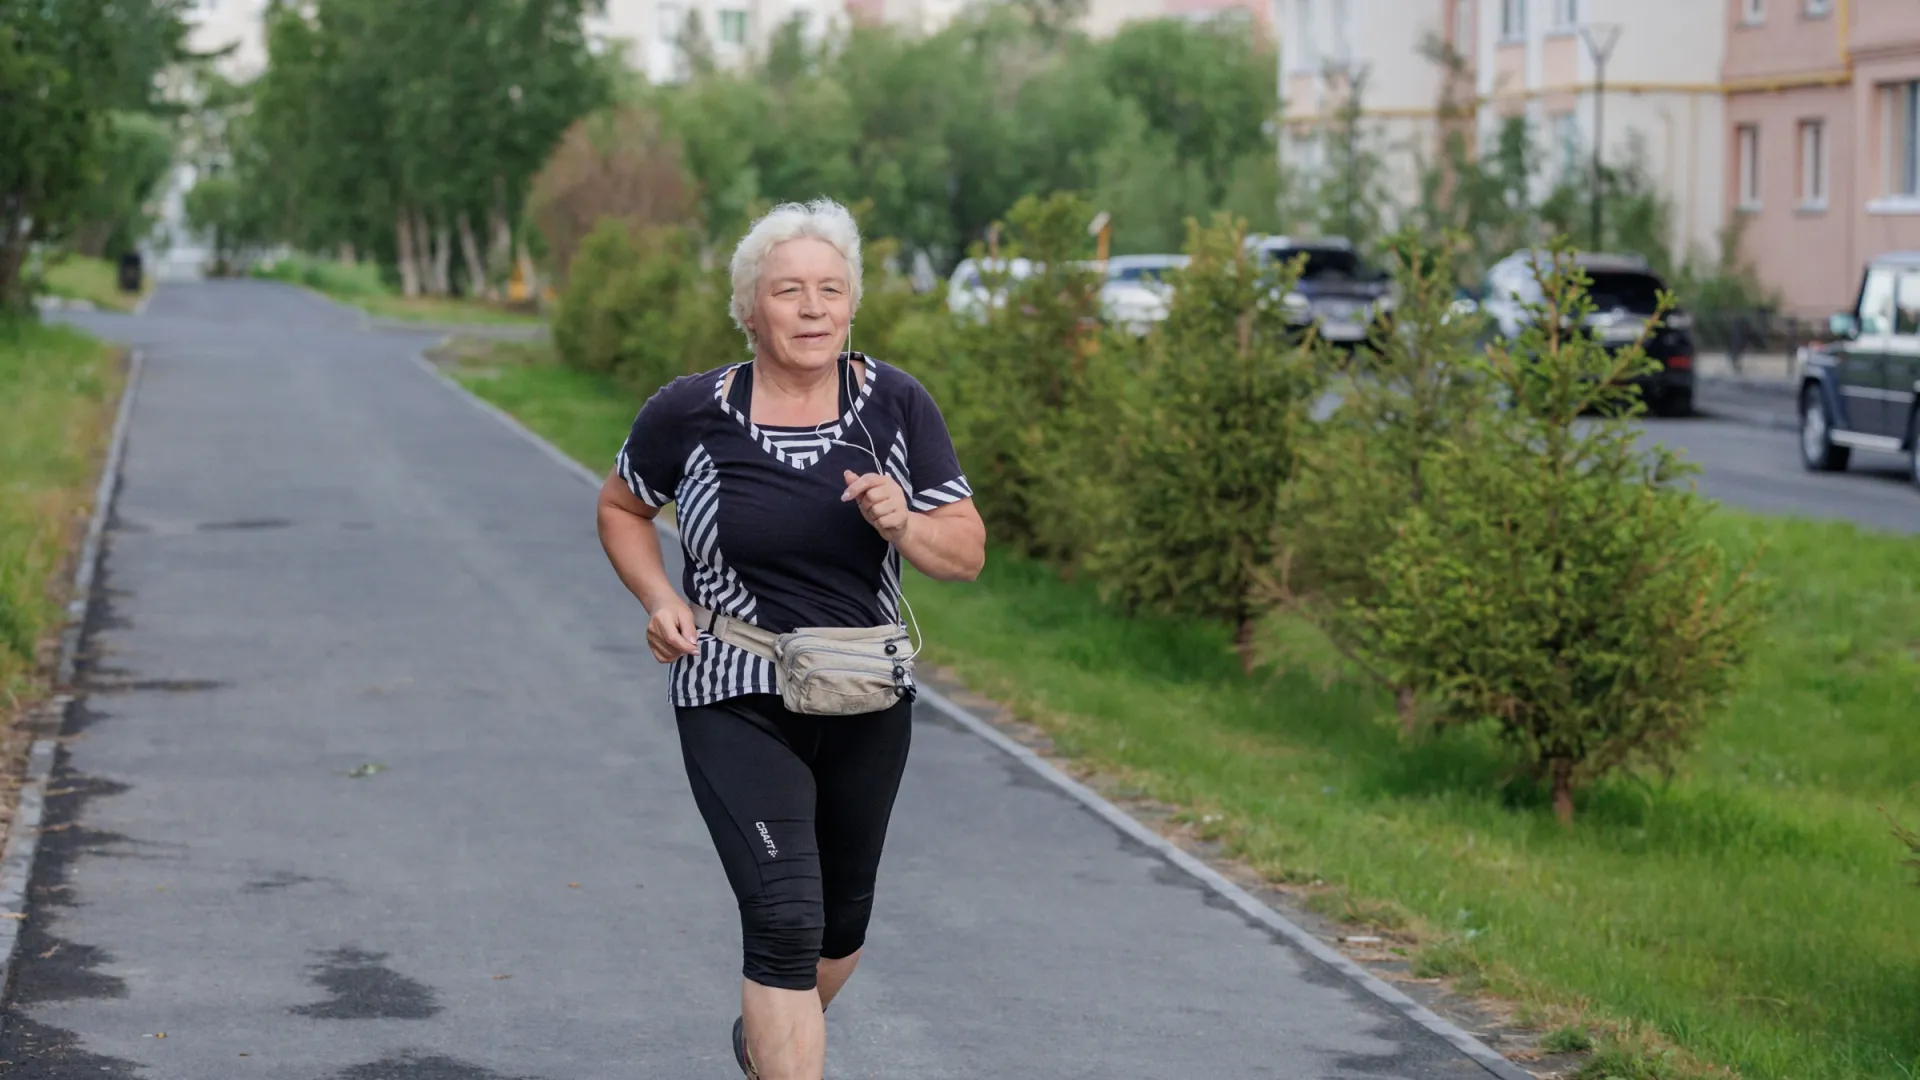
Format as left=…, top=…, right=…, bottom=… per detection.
left=254, top=254, right=544, bottom=327
left=0, top=318, right=124, bottom=827
left=446, top=344, right=1920, bottom=1080
left=40, top=254, right=147, bottom=313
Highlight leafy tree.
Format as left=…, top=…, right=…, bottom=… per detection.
left=1099, top=16, right=1275, bottom=205
left=70, top=111, right=177, bottom=259
left=184, top=173, right=270, bottom=276
left=526, top=105, right=695, bottom=289
left=1339, top=246, right=1764, bottom=823
left=242, top=0, right=608, bottom=297
left=0, top=0, right=189, bottom=310
left=1091, top=104, right=1212, bottom=255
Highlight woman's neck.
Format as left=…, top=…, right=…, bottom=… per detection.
left=750, top=353, right=854, bottom=427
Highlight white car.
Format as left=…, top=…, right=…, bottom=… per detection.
left=1100, top=254, right=1188, bottom=335
left=946, top=257, right=1035, bottom=321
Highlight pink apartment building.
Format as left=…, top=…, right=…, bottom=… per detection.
left=1727, top=0, right=1920, bottom=317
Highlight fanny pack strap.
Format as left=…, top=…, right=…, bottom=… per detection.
left=690, top=605, right=781, bottom=663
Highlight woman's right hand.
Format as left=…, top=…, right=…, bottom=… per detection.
left=646, top=598, right=701, bottom=663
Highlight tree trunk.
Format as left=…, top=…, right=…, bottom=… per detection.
left=488, top=177, right=513, bottom=287
left=337, top=241, right=357, bottom=266
left=1233, top=613, right=1257, bottom=676
left=517, top=237, right=540, bottom=308
left=0, top=227, right=29, bottom=312
left=456, top=212, right=490, bottom=300
left=409, top=208, right=435, bottom=297
left=1395, top=686, right=1418, bottom=737
left=395, top=209, right=421, bottom=298
left=432, top=220, right=453, bottom=298
left=1551, top=761, right=1575, bottom=826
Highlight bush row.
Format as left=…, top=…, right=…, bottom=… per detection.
left=554, top=197, right=1765, bottom=825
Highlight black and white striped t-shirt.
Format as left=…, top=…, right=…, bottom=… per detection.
left=615, top=353, right=972, bottom=708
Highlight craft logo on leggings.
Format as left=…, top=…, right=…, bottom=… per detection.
left=755, top=820, right=779, bottom=858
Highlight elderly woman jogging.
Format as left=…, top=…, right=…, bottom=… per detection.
left=595, top=198, right=986, bottom=1080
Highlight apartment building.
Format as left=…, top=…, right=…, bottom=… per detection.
left=1725, top=0, right=1920, bottom=316
left=591, top=0, right=850, bottom=83
left=1479, top=0, right=1728, bottom=261
left=1275, top=0, right=1461, bottom=212
left=1279, top=0, right=1728, bottom=262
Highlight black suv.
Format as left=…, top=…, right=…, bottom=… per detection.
left=1797, top=252, right=1920, bottom=485
left=1477, top=250, right=1697, bottom=417
left=1247, top=235, right=1393, bottom=347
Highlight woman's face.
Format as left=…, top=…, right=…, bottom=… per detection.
left=749, top=237, right=852, bottom=372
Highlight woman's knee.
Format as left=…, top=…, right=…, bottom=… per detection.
left=740, top=890, right=825, bottom=991
left=820, top=892, right=874, bottom=960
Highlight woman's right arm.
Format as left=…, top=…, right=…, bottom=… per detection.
left=596, top=471, right=699, bottom=663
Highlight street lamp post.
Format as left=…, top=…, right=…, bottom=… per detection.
left=1578, top=23, right=1622, bottom=250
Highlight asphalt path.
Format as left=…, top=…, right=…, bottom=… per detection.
left=0, top=281, right=1502, bottom=1079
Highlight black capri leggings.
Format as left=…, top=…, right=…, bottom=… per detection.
left=676, top=693, right=913, bottom=992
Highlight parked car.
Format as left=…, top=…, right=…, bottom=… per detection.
left=1797, top=252, right=1920, bottom=485
left=947, top=257, right=1035, bottom=321
left=1100, top=254, right=1188, bottom=335
left=1246, top=235, right=1393, bottom=346
left=1477, top=249, right=1697, bottom=417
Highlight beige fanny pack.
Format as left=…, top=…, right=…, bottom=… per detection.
left=692, top=605, right=913, bottom=716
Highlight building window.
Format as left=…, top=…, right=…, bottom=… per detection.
left=658, top=1, right=683, bottom=38
left=1799, top=120, right=1827, bottom=208
left=1737, top=124, right=1761, bottom=210
left=1553, top=0, right=1579, bottom=30
left=1552, top=112, right=1580, bottom=176
left=718, top=8, right=748, bottom=44
left=1741, top=0, right=1764, bottom=24
left=1804, top=0, right=1831, bottom=15
left=1500, top=0, right=1525, bottom=40
left=1889, top=81, right=1920, bottom=197
left=1297, top=0, right=1319, bottom=69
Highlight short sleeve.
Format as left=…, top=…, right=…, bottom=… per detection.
left=902, top=377, right=973, bottom=512
left=615, top=378, right=697, bottom=508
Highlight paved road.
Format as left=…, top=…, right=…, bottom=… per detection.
left=3, top=281, right=1497, bottom=1079
left=1653, top=387, right=1920, bottom=534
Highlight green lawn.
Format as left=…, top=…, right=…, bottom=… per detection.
left=255, top=254, right=545, bottom=327
left=0, top=320, right=122, bottom=710
left=457, top=351, right=1920, bottom=1080
left=41, top=254, right=147, bottom=313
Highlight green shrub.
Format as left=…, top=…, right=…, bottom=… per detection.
left=551, top=219, right=733, bottom=396
left=1084, top=213, right=1319, bottom=672
left=1278, top=230, right=1495, bottom=727
left=924, top=192, right=1107, bottom=560
left=1345, top=246, right=1765, bottom=823
left=255, top=253, right=389, bottom=298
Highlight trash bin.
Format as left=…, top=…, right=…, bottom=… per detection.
left=117, top=251, right=143, bottom=294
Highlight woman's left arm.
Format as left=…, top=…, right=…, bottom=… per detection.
left=842, top=471, right=985, bottom=582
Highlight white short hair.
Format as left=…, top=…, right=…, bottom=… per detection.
left=729, top=198, right=864, bottom=351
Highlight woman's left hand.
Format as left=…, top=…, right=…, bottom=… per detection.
left=842, top=470, right=912, bottom=544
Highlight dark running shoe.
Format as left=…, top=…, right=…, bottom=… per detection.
left=732, top=1015, right=758, bottom=1079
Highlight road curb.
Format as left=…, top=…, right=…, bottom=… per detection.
left=416, top=350, right=1532, bottom=1080
left=0, top=346, right=144, bottom=1001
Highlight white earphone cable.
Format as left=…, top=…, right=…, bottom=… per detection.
left=803, top=327, right=923, bottom=663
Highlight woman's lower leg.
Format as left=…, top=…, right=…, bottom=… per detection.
left=741, top=979, right=824, bottom=1080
